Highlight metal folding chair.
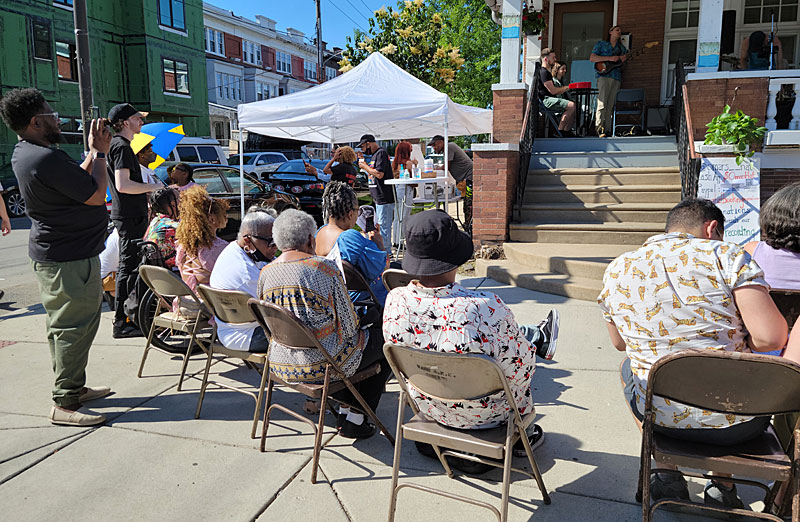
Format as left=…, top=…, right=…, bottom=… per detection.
left=383, top=342, right=550, bottom=522
left=381, top=268, right=415, bottom=292
left=612, top=88, right=646, bottom=136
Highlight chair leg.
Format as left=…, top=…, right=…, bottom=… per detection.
left=341, top=376, right=395, bottom=445
left=387, top=391, right=406, bottom=522
left=518, top=420, right=550, bottom=504
left=793, top=432, right=799, bottom=522
left=137, top=316, right=159, bottom=378
left=311, top=366, right=331, bottom=484
left=251, top=359, right=270, bottom=439
left=194, top=344, right=216, bottom=419
left=499, top=422, right=515, bottom=522
left=260, top=378, right=275, bottom=452
left=177, top=331, right=197, bottom=392
left=642, top=424, right=654, bottom=522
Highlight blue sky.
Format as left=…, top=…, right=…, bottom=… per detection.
left=206, top=0, right=388, bottom=50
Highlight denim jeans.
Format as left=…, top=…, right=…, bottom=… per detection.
left=375, top=203, right=393, bottom=252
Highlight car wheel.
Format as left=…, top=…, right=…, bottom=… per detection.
left=5, top=189, right=25, bottom=218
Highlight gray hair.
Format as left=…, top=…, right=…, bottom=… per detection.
left=273, top=208, right=317, bottom=251
left=238, top=206, right=277, bottom=241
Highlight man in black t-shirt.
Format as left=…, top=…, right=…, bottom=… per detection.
left=0, top=88, right=112, bottom=426
left=538, top=47, right=575, bottom=136
left=106, top=103, right=161, bottom=338
left=357, top=134, right=394, bottom=252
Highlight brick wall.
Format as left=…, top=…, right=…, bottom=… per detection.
left=686, top=78, right=769, bottom=141
left=492, top=88, right=527, bottom=143
left=761, top=169, right=799, bottom=202
left=617, top=0, right=666, bottom=106
left=472, top=149, right=519, bottom=244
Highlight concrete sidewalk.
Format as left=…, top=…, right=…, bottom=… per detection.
left=0, top=277, right=764, bottom=521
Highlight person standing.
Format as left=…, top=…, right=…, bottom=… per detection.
left=590, top=26, right=628, bottom=138
left=106, top=103, right=161, bottom=338
left=357, top=134, right=394, bottom=252
left=431, top=135, right=473, bottom=234
left=0, top=88, right=113, bottom=426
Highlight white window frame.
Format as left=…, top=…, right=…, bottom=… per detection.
left=742, top=0, right=799, bottom=25
left=216, top=72, right=223, bottom=98
left=276, top=51, right=292, bottom=74
left=326, top=67, right=337, bottom=81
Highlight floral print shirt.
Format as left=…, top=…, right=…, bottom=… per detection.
left=383, top=282, right=536, bottom=429
left=144, top=214, right=179, bottom=269
left=598, top=233, right=768, bottom=429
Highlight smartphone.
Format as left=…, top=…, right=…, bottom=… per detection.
left=365, top=215, right=375, bottom=233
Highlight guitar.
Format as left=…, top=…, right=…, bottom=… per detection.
left=594, top=41, right=660, bottom=75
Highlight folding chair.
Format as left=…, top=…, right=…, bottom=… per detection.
left=137, top=265, right=211, bottom=391
left=612, top=88, right=646, bottom=136
left=382, top=268, right=416, bottom=292
left=770, top=289, right=800, bottom=330
left=383, top=342, right=550, bottom=522
left=341, top=260, right=382, bottom=310
left=248, top=298, right=395, bottom=484
left=195, top=285, right=269, bottom=439
left=539, top=100, right=563, bottom=138
left=637, top=350, right=800, bottom=522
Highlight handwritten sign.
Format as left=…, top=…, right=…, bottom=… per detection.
left=502, top=15, right=520, bottom=39
left=697, top=157, right=760, bottom=245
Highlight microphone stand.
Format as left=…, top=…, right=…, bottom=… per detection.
left=769, top=9, right=775, bottom=70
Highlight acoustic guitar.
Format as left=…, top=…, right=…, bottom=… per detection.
left=595, top=41, right=660, bottom=75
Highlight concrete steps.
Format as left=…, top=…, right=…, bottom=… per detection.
left=509, top=222, right=663, bottom=245
left=517, top=202, right=673, bottom=223
left=475, top=259, right=604, bottom=301
left=529, top=166, right=681, bottom=186
left=523, top=184, right=682, bottom=204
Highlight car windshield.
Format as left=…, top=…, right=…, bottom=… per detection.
left=228, top=154, right=257, bottom=165
left=282, top=151, right=307, bottom=160
left=276, top=160, right=313, bottom=173
left=220, top=168, right=262, bottom=194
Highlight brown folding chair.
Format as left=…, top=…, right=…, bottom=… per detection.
left=771, top=289, right=800, bottom=331
left=137, top=265, right=211, bottom=391
left=637, top=350, right=800, bottom=522
left=195, top=285, right=269, bottom=439
left=381, top=268, right=416, bottom=292
left=341, top=260, right=382, bottom=309
left=382, top=342, right=551, bottom=522
left=248, top=298, right=395, bottom=484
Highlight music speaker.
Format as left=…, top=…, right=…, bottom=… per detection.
left=720, top=10, right=736, bottom=55
left=646, top=107, right=672, bottom=135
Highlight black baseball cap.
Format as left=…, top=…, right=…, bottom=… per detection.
left=402, top=209, right=473, bottom=276
left=357, top=134, right=375, bottom=147
left=108, top=103, right=148, bottom=124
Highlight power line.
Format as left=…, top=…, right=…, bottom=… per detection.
left=357, top=0, right=374, bottom=15
left=339, top=0, right=373, bottom=22
left=325, top=0, right=368, bottom=32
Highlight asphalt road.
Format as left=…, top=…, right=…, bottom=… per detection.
left=0, top=217, right=44, bottom=318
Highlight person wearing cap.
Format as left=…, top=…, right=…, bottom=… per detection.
left=383, top=210, right=560, bottom=462
left=357, top=134, right=394, bottom=252
left=0, top=88, right=113, bottom=426
left=430, top=135, right=473, bottom=234
left=106, top=103, right=162, bottom=338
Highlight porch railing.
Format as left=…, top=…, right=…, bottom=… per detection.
left=674, top=62, right=700, bottom=200
left=516, top=62, right=540, bottom=218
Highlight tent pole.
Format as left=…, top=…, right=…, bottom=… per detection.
left=443, top=116, right=449, bottom=208
left=239, top=125, right=245, bottom=215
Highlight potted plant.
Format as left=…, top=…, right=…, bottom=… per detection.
left=703, top=105, right=767, bottom=166
left=521, top=2, right=546, bottom=36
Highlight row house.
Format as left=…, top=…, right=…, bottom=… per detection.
left=202, top=2, right=340, bottom=144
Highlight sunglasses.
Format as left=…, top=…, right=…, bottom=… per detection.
left=37, top=111, right=59, bottom=121
left=245, top=234, right=275, bottom=247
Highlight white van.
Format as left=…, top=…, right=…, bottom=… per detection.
left=167, top=137, right=227, bottom=165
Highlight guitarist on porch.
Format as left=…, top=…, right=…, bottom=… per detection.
left=590, top=26, right=627, bottom=138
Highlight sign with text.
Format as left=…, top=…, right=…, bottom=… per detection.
left=697, top=157, right=760, bottom=245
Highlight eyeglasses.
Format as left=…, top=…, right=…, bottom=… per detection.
left=37, top=111, right=59, bottom=121
left=245, top=234, right=275, bottom=246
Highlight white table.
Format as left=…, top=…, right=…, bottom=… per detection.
left=385, top=176, right=452, bottom=258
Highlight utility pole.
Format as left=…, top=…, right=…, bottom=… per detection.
left=316, top=0, right=324, bottom=83
left=73, top=0, right=94, bottom=153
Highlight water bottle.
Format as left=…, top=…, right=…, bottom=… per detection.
left=399, top=164, right=406, bottom=179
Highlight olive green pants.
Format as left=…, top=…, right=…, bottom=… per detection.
left=31, top=257, right=102, bottom=407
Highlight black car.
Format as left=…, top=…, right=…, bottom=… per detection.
left=155, top=163, right=298, bottom=240
left=264, top=169, right=324, bottom=221
left=0, top=163, right=25, bottom=218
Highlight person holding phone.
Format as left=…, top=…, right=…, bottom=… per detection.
left=357, top=134, right=393, bottom=252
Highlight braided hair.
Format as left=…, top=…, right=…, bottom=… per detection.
left=322, top=181, right=358, bottom=221
left=149, top=187, right=179, bottom=219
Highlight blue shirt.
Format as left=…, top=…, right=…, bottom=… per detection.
left=592, top=40, right=628, bottom=82
left=337, top=229, right=389, bottom=305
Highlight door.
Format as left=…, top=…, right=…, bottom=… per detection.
left=552, top=0, right=614, bottom=84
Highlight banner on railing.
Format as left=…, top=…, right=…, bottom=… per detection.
left=697, top=157, right=760, bottom=245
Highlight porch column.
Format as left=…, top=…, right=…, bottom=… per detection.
left=500, top=0, right=523, bottom=84
left=792, top=80, right=800, bottom=130
left=695, top=0, right=723, bottom=74
left=766, top=80, right=780, bottom=131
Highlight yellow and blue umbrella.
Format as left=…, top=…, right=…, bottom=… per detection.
left=131, top=122, right=185, bottom=169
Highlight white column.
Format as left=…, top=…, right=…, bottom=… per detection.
left=523, top=34, right=542, bottom=86
left=791, top=81, right=800, bottom=130
left=500, top=0, right=522, bottom=84
left=695, top=0, right=723, bottom=74
left=766, top=81, right=780, bottom=131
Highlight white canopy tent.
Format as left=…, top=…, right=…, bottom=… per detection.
left=235, top=52, right=493, bottom=209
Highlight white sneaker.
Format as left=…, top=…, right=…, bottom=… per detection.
left=49, top=405, right=106, bottom=427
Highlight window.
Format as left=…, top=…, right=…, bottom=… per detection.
left=162, top=58, right=189, bottom=94
left=781, top=35, right=797, bottom=65
left=54, top=0, right=73, bottom=6
left=243, top=41, right=260, bottom=65
left=192, top=169, right=228, bottom=193
left=158, top=0, right=185, bottom=31
left=56, top=41, right=77, bottom=81
left=31, top=19, right=52, bottom=60
left=670, top=0, right=700, bottom=29
left=276, top=51, right=292, bottom=74
left=56, top=116, right=83, bottom=144
left=216, top=72, right=223, bottom=97
left=197, top=146, right=221, bottom=163
left=326, top=67, right=337, bottom=81
left=744, top=0, right=798, bottom=24
left=304, top=60, right=317, bottom=81
left=206, top=28, right=215, bottom=53
left=221, top=168, right=260, bottom=193
left=256, top=46, right=262, bottom=65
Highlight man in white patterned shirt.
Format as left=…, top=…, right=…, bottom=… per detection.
left=598, top=198, right=787, bottom=508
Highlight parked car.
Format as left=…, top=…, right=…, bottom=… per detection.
left=165, top=137, right=227, bottom=165
left=228, top=152, right=290, bottom=175
left=154, top=162, right=298, bottom=240
left=0, top=163, right=25, bottom=218
left=260, top=159, right=330, bottom=181
left=263, top=167, right=325, bottom=222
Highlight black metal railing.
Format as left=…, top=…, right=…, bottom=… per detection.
left=515, top=62, right=540, bottom=218
left=674, top=62, right=700, bottom=199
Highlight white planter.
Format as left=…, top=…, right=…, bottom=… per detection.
left=694, top=142, right=749, bottom=154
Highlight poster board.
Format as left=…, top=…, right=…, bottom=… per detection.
left=697, top=157, right=760, bottom=245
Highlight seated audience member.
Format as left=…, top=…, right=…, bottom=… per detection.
left=744, top=181, right=800, bottom=290
left=599, top=198, right=788, bottom=508
left=538, top=47, right=576, bottom=135
left=551, top=61, right=570, bottom=97
left=168, top=163, right=197, bottom=192
left=383, top=209, right=560, bottom=458
left=315, top=181, right=389, bottom=305
left=323, top=145, right=358, bottom=187
left=257, top=209, right=391, bottom=439
left=143, top=187, right=180, bottom=269
left=175, top=186, right=228, bottom=292
left=209, top=206, right=277, bottom=353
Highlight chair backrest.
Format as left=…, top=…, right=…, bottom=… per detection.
left=139, top=265, right=194, bottom=299
left=770, top=289, right=800, bottom=329
left=341, top=260, right=370, bottom=292
left=248, top=298, right=321, bottom=352
left=616, top=88, right=645, bottom=105
left=383, top=342, right=510, bottom=402
left=197, top=285, right=256, bottom=325
left=382, top=268, right=415, bottom=291
left=648, top=350, right=800, bottom=416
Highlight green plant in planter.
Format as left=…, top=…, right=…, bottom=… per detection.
left=704, top=105, right=767, bottom=166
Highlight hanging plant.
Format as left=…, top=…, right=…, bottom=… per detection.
left=521, top=2, right=546, bottom=35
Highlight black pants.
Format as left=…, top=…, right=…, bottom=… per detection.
left=112, top=216, right=148, bottom=329
left=333, top=325, right=392, bottom=415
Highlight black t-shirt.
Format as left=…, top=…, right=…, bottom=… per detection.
left=538, top=66, right=553, bottom=100
left=12, top=140, right=107, bottom=262
left=368, top=147, right=394, bottom=205
left=107, top=135, right=147, bottom=219
left=330, top=162, right=357, bottom=187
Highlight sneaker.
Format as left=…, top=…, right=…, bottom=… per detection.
left=513, top=423, right=545, bottom=457
left=49, top=405, right=106, bottom=427
left=704, top=480, right=745, bottom=510
left=650, top=472, right=690, bottom=502
left=339, top=419, right=377, bottom=439
left=113, top=325, right=143, bottom=339
left=79, top=386, right=112, bottom=403
left=535, top=309, right=560, bottom=360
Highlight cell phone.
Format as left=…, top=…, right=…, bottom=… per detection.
left=365, top=215, right=375, bottom=233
